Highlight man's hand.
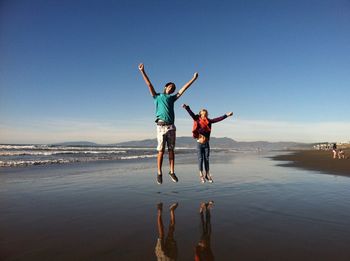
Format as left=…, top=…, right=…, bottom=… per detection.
left=193, top=72, right=199, bottom=79
left=138, top=63, right=156, bottom=97
left=182, top=104, right=188, bottom=108
left=226, top=112, right=233, bottom=117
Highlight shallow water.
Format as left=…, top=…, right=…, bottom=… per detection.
left=1, top=152, right=350, bottom=260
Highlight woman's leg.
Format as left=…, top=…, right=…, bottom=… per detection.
left=197, top=143, right=206, bottom=183
left=204, top=142, right=210, bottom=173
left=197, top=143, right=204, bottom=172
left=204, top=143, right=213, bottom=183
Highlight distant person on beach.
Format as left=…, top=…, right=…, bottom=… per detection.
left=338, top=149, right=345, bottom=159
left=139, top=63, right=198, bottom=184
left=194, top=201, right=215, bottom=261
left=182, top=104, right=233, bottom=183
left=332, top=143, right=337, bottom=159
left=155, top=202, right=178, bottom=261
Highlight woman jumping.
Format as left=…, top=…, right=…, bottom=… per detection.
left=182, top=104, right=233, bottom=183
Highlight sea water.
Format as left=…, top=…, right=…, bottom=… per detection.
left=0, top=144, right=197, bottom=167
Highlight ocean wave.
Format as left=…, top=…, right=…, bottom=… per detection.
left=0, top=144, right=177, bottom=167
left=0, top=145, right=42, bottom=150
left=0, top=153, right=158, bottom=167
left=0, top=150, right=127, bottom=156
left=0, top=159, right=73, bottom=167
left=119, top=154, right=157, bottom=160
left=0, top=144, right=154, bottom=151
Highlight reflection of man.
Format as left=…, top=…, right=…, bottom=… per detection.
left=155, top=202, right=178, bottom=261
left=195, top=201, right=215, bottom=261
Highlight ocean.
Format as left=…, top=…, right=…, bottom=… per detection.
left=0, top=144, right=198, bottom=167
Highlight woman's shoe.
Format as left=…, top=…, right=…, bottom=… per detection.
left=206, top=174, right=213, bottom=183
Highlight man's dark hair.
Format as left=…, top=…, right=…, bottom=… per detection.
left=163, top=82, right=176, bottom=94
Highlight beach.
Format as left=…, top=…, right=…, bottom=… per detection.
left=1, top=151, right=350, bottom=260
left=272, top=149, right=350, bottom=177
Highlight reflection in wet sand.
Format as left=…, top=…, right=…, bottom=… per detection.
left=153, top=201, right=216, bottom=261
left=195, top=201, right=215, bottom=261
left=155, top=202, right=179, bottom=261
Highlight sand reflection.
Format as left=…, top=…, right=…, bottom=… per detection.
left=155, top=202, right=179, bottom=261
left=195, top=201, right=215, bottom=261
left=154, top=201, right=215, bottom=261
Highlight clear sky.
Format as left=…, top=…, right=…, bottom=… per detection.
left=1, top=0, right=349, bottom=144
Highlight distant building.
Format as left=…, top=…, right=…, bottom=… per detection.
left=313, top=142, right=350, bottom=150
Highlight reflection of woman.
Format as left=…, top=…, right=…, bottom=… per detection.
left=155, top=202, right=178, bottom=261
left=195, top=201, right=215, bottom=261
left=183, top=104, right=233, bottom=183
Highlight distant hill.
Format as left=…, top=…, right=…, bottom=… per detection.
left=110, top=136, right=310, bottom=151
left=51, top=137, right=311, bottom=151
left=52, top=141, right=99, bottom=146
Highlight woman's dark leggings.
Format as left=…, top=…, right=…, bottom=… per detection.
left=197, top=142, right=210, bottom=172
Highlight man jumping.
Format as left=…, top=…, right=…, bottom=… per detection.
left=138, top=63, right=198, bottom=184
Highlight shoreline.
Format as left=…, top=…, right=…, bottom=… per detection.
left=272, top=149, right=350, bottom=177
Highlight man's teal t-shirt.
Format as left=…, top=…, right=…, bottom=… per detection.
left=154, top=93, right=177, bottom=124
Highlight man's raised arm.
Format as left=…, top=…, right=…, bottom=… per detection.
left=176, top=72, right=198, bottom=99
left=138, top=63, right=157, bottom=97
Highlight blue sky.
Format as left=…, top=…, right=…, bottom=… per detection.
left=1, top=0, right=349, bottom=144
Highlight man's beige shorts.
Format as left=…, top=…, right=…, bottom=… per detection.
left=157, top=125, right=176, bottom=151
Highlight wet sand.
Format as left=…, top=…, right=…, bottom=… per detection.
left=2, top=152, right=350, bottom=260
left=273, top=149, right=350, bottom=177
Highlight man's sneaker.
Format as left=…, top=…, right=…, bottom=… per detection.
left=168, top=172, right=178, bottom=183
left=157, top=174, right=163, bottom=185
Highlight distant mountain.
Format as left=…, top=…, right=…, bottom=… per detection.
left=111, top=136, right=197, bottom=148
left=52, top=141, right=99, bottom=146
left=51, top=137, right=311, bottom=151
left=111, top=137, right=310, bottom=151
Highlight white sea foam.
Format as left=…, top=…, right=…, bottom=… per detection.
left=119, top=154, right=157, bottom=160
left=0, top=144, right=153, bottom=151
left=0, top=144, right=165, bottom=167
left=0, top=159, right=73, bottom=167
left=0, top=145, right=42, bottom=150
left=0, top=150, right=127, bottom=156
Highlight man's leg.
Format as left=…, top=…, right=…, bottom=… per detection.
left=168, top=149, right=178, bottom=182
left=169, top=149, right=175, bottom=174
left=167, top=129, right=176, bottom=174
left=167, top=130, right=178, bottom=182
left=157, top=150, right=164, bottom=175
left=156, top=126, right=167, bottom=184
